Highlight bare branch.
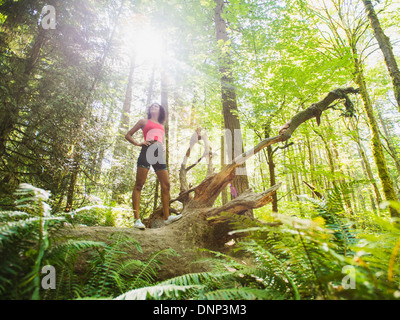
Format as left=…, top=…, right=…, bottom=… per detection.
left=192, top=87, right=360, bottom=207
left=205, top=183, right=281, bottom=217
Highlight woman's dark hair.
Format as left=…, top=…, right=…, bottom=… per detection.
left=147, top=103, right=166, bottom=124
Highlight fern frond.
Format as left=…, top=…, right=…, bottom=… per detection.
left=0, top=217, right=64, bottom=246
left=202, top=287, right=283, bottom=300
left=243, top=241, right=300, bottom=300
left=114, top=284, right=202, bottom=300
left=46, top=240, right=107, bottom=264
left=0, top=211, right=30, bottom=222
left=130, top=248, right=178, bottom=289
left=160, top=271, right=224, bottom=286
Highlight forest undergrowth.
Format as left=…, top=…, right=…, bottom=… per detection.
left=1, top=183, right=399, bottom=300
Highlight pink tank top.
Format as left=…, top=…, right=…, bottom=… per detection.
left=142, top=120, right=165, bottom=142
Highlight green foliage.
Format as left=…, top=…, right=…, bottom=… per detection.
left=298, top=181, right=361, bottom=256
left=114, top=194, right=400, bottom=301
left=227, top=214, right=343, bottom=300
left=81, top=232, right=140, bottom=298
left=0, top=184, right=175, bottom=300
left=233, top=197, right=400, bottom=300
left=43, top=232, right=177, bottom=300
left=112, top=244, right=294, bottom=300
left=0, top=184, right=65, bottom=299
left=333, top=214, right=400, bottom=299
left=64, top=203, right=136, bottom=228
left=67, top=205, right=117, bottom=227
left=43, top=239, right=107, bottom=300
left=1, top=0, right=400, bottom=302
left=115, top=284, right=201, bottom=300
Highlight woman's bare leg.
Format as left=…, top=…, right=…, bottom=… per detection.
left=155, top=169, right=170, bottom=220
left=132, top=166, right=149, bottom=220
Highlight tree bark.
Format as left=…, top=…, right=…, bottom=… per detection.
left=111, top=53, right=136, bottom=201
left=265, top=127, right=278, bottom=212
left=352, top=50, right=399, bottom=216
left=348, top=117, right=383, bottom=205
left=362, top=0, right=400, bottom=112
left=376, top=108, right=400, bottom=180
left=356, top=143, right=379, bottom=212
left=221, top=124, right=228, bottom=205
left=214, top=0, right=250, bottom=201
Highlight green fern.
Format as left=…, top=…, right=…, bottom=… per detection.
left=161, top=271, right=224, bottom=287
left=114, top=284, right=201, bottom=300
left=81, top=233, right=176, bottom=298
left=113, top=242, right=300, bottom=300
left=0, top=184, right=67, bottom=299
left=43, top=240, right=107, bottom=300
left=298, top=181, right=360, bottom=256
left=243, top=241, right=300, bottom=300
left=83, top=232, right=138, bottom=297
left=129, top=248, right=178, bottom=290
left=202, top=287, right=281, bottom=300
left=0, top=211, right=29, bottom=222
left=229, top=212, right=347, bottom=299
left=1, top=184, right=190, bottom=300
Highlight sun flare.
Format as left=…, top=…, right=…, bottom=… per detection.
left=120, top=14, right=163, bottom=64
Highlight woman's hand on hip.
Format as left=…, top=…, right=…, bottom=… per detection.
left=138, top=141, right=152, bottom=147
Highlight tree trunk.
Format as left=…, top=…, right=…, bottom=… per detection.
left=356, top=143, right=379, bottom=213
left=64, top=184, right=280, bottom=280
left=376, top=108, right=400, bottom=180
left=214, top=0, right=250, bottom=202
left=221, top=124, right=228, bottom=205
left=352, top=50, right=399, bottom=216
left=111, top=53, right=136, bottom=201
left=313, top=128, right=337, bottom=187
left=66, top=156, right=80, bottom=212
left=161, top=36, right=169, bottom=167
left=146, top=64, right=156, bottom=106
left=305, top=135, right=316, bottom=186
left=147, top=66, right=159, bottom=211
left=349, top=117, right=383, bottom=206
left=362, top=0, right=400, bottom=112
left=265, top=127, right=278, bottom=212
left=283, top=147, right=293, bottom=202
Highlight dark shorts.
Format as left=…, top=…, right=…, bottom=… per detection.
left=137, top=142, right=168, bottom=172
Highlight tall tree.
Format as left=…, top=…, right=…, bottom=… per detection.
left=111, top=53, right=136, bottom=201
left=161, top=36, right=169, bottom=167
left=214, top=0, right=250, bottom=201
left=345, top=117, right=383, bottom=206
left=352, top=40, right=399, bottom=215
left=310, top=0, right=399, bottom=216
left=362, top=0, right=400, bottom=112
left=376, top=107, right=400, bottom=180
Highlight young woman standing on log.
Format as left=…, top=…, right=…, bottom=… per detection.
left=125, top=103, right=182, bottom=229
